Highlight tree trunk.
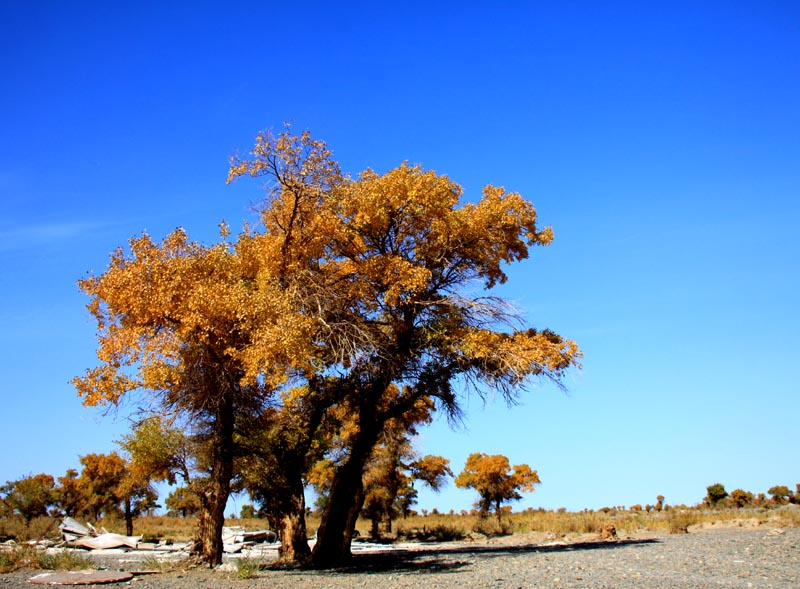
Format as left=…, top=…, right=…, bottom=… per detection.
left=196, top=482, right=229, bottom=566
left=124, top=497, right=133, bottom=536
left=310, top=374, right=393, bottom=567
left=273, top=489, right=311, bottom=564
left=194, top=394, right=235, bottom=566
left=311, top=443, right=369, bottom=567
left=380, top=512, right=393, bottom=535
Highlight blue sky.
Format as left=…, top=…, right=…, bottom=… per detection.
left=1, top=2, right=797, bottom=514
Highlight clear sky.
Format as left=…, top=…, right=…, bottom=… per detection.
left=1, top=2, right=798, bottom=515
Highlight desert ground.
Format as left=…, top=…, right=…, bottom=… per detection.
left=2, top=525, right=797, bottom=588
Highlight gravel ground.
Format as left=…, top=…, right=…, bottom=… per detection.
left=2, top=528, right=797, bottom=588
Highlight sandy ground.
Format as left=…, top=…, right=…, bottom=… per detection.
left=1, top=522, right=798, bottom=588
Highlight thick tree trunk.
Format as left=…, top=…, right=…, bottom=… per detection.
left=273, top=490, right=311, bottom=564
left=194, top=393, right=235, bottom=566
left=310, top=372, right=396, bottom=567
left=311, top=440, right=370, bottom=567
left=197, top=480, right=229, bottom=566
left=277, top=513, right=311, bottom=564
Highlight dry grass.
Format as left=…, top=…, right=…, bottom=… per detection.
left=0, top=516, right=60, bottom=543
left=359, top=506, right=792, bottom=541
left=1, top=505, right=794, bottom=563
left=775, top=506, right=800, bottom=528
left=0, top=546, right=93, bottom=573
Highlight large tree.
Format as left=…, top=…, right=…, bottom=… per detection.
left=77, top=127, right=579, bottom=567
left=77, top=234, right=283, bottom=564
left=229, top=128, right=580, bottom=566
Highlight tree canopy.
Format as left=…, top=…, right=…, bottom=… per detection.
left=455, top=453, right=541, bottom=519
left=0, top=474, right=56, bottom=523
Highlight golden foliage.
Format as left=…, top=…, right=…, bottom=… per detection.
left=455, top=453, right=541, bottom=516
left=78, top=125, right=579, bottom=416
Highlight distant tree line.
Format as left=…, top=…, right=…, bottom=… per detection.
left=2, top=447, right=541, bottom=541
left=703, top=482, right=799, bottom=509
left=0, top=452, right=155, bottom=536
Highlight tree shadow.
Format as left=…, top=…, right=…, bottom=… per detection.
left=300, top=538, right=661, bottom=575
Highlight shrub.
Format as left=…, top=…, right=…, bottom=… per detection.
left=668, top=511, right=699, bottom=534
left=234, top=556, right=264, bottom=579
left=776, top=506, right=800, bottom=528
left=473, top=518, right=513, bottom=537
left=0, top=515, right=59, bottom=542
left=397, top=524, right=466, bottom=542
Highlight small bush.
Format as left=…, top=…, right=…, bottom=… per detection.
left=0, top=516, right=60, bottom=543
left=397, top=524, right=466, bottom=542
left=473, top=518, right=513, bottom=537
left=138, top=555, right=186, bottom=573
left=668, top=511, right=699, bottom=534
left=234, top=556, right=263, bottom=579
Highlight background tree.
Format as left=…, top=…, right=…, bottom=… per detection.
left=165, top=487, right=201, bottom=517
left=704, top=483, right=728, bottom=507
left=401, top=454, right=452, bottom=518
left=360, top=412, right=452, bottom=538
left=767, top=485, right=791, bottom=505
left=116, top=474, right=158, bottom=536
left=729, top=489, right=754, bottom=508
left=118, top=416, right=194, bottom=488
left=74, top=452, right=156, bottom=534
left=54, top=469, right=86, bottom=517
left=455, top=453, right=541, bottom=521
left=0, top=474, right=56, bottom=523
left=76, top=453, right=127, bottom=521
